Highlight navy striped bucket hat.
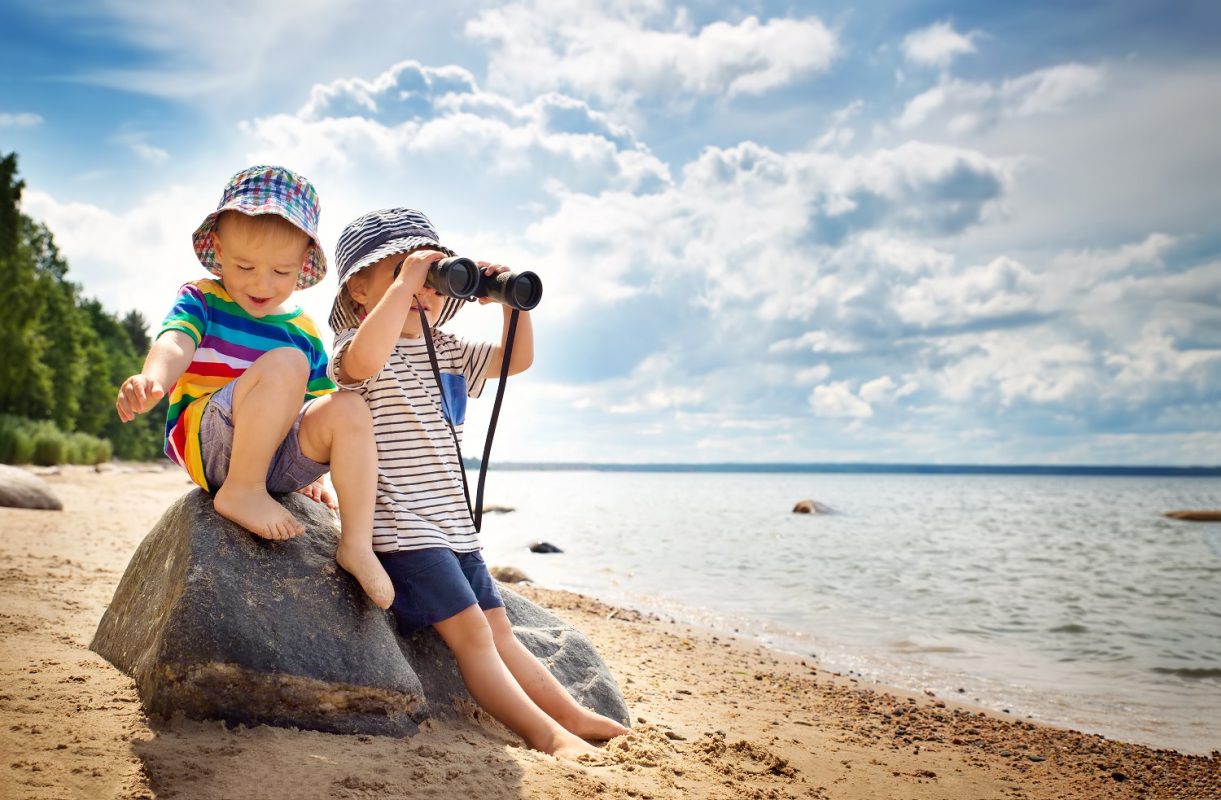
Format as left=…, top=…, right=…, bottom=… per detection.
left=329, top=208, right=465, bottom=333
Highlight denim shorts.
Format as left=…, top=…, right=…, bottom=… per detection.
left=378, top=547, right=505, bottom=634
left=199, top=381, right=329, bottom=493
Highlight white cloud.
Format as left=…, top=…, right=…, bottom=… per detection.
left=770, top=331, right=863, bottom=355
left=1002, top=63, right=1107, bottom=117
left=130, top=142, right=169, bottom=164
left=859, top=376, right=897, bottom=404
left=240, top=61, right=670, bottom=209
left=895, top=255, right=1041, bottom=327
left=526, top=138, right=1010, bottom=323
left=933, top=331, right=1097, bottom=406
left=810, top=382, right=873, bottom=418
left=902, top=21, right=978, bottom=69
left=466, top=2, right=836, bottom=110
left=794, top=364, right=832, bottom=384
left=0, top=112, right=44, bottom=127
left=899, top=63, right=1106, bottom=134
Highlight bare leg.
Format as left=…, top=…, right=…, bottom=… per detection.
left=213, top=348, right=308, bottom=540
left=298, top=391, right=393, bottom=609
left=486, top=607, right=630, bottom=740
left=434, top=605, right=600, bottom=759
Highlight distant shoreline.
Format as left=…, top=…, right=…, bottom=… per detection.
left=466, top=460, right=1221, bottom=477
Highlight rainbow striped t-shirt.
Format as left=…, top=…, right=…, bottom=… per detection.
left=157, top=279, right=336, bottom=490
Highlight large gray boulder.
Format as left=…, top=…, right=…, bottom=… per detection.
left=90, top=490, right=629, bottom=737
left=0, top=464, right=63, bottom=510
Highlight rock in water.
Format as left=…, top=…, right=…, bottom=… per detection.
left=488, top=565, right=532, bottom=583
left=0, top=464, right=63, bottom=510
left=792, top=499, right=833, bottom=514
left=1164, top=510, right=1221, bottom=522
left=91, top=490, right=629, bottom=736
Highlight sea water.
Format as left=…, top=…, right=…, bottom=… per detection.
left=475, top=470, right=1221, bottom=754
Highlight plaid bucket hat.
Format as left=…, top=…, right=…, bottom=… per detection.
left=329, top=208, right=465, bottom=333
left=192, top=165, right=327, bottom=290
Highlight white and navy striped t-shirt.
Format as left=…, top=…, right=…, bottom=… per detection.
left=330, top=328, right=494, bottom=553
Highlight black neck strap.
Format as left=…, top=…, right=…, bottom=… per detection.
left=417, top=303, right=519, bottom=533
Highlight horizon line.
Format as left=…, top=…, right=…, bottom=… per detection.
left=465, top=460, right=1221, bottom=476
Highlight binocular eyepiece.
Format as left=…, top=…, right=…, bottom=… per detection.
left=420, top=256, right=543, bottom=311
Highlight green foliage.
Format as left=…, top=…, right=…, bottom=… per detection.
left=67, top=431, right=112, bottom=464
left=0, top=154, right=22, bottom=260
left=0, top=414, right=35, bottom=464
left=30, top=424, right=67, bottom=467
left=0, top=152, right=165, bottom=460
left=0, top=414, right=113, bottom=466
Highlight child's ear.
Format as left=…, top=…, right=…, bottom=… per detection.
left=211, top=231, right=224, bottom=261
left=346, top=273, right=368, bottom=304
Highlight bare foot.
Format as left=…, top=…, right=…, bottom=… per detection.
left=546, top=730, right=602, bottom=760
left=336, top=540, right=395, bottom=609
left=561, top=709, right=632, bottom=741
left=214, top=482, right=305, bottom=540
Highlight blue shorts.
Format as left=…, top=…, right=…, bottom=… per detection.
left=378, top=547, right=505, bottom=634
left=199, top=381, right=329, bottom=494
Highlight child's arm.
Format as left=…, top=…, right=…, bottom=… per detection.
left=487, top=304, right=534, bottom=377
left=478, top=262, right=534, bottom=377
left=339, top=250, right=439, bottom=383
left=115, top=330, right=196, bottom=422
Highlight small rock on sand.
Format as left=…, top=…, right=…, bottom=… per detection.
left=0, top=464, right=63, bottom=511
left=529, top=541, right=563, bottom=554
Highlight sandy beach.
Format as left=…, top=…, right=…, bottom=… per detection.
left=1, top=466, right=1217, bottom=800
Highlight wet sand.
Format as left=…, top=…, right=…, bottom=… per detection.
left=1, top=465, right=1217, bottom=799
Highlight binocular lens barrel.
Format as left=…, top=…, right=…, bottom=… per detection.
left=425, top=256, right=481, bottom=298
left=410, top=255, right=544, bottom=311
left=480, top=270, right=543, bottom=311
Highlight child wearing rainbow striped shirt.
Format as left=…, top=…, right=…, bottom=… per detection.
left=114, top=165, right=394, bottom=610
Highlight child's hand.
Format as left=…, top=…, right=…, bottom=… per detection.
left=392, top=249, right=446, bottom=291
left=475, top=261, right=511, bottom=305
left=296, top=478, right=338, bottom=510
left=115, top=374, right=165, bottom=422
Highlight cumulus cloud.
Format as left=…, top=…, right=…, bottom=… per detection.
left=524, top=137, right=1011, bottom=328
left=0, top=112, right=44, bottom=127
left=895, top=256, right=1042, bottom=328
left=810, top=382, right=873, bottom=418
left=242, top=60, right=670, bottom=207
left=466, top=2, right=836, bottom=110
left=899, top=62, right=1106, bottom=135
left=902, top=21, right=979, bottom=69
left=898, top=239, right=1221, bottom=428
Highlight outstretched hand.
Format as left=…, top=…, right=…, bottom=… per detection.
left=115, top=374, right=165, bottom=422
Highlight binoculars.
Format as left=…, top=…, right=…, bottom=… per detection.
left=396, top=255, right=542, bottom=311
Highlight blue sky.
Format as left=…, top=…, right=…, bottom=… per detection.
left=2, top=0, right=1219, bottom=464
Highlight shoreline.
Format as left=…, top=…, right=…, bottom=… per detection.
left=1, top=465, right=1218, bottom=799
left=515, top=576, right=1218, bottom=759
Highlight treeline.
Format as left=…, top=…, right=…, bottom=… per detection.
left=0, top=153, right=163, bottom=463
